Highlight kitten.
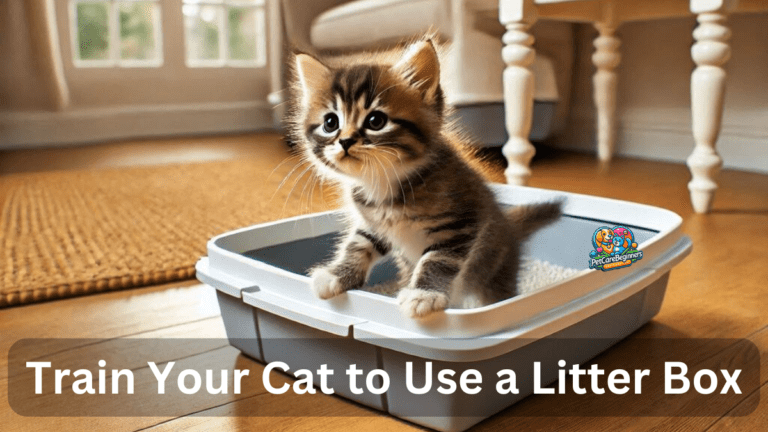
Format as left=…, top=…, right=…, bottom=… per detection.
left=287, top=38, right=562, bottom=318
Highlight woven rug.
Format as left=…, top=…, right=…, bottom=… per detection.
left=1, top=137, right=506, bottom=308
left=0, top=141, right=338, bottom=307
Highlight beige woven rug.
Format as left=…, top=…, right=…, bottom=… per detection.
left=0, top=142, right=336, bottom=307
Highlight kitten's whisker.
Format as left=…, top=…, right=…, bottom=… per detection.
left=372, top=147, right=417, bottom=202
left=273, top=99, right=293, bottom=108
left=371, top=153, right=396, bottom=209
left=407, top=160, right=428, bottom=187
left=363, top=154, right=374, bottom=188
left=281, top=164, right=312, bottom=215
left=270, top=155, right=305, bottom=188
left=380, top=153, right=408, bottom=206
left=311, top=172, right=329, bottom=212
left=298, top=170, right=315, bottom=214
left=383, top=149, right=416, bottom=201
left=404, top=172, right=417, bottom=203
left=281, top=164, right=314, bottom=217
left=375, top=82, right=399, bottom=99
left=308, top=172, right=321, bottom=214
left=363, top=154, right=380, bottom=204
left=371, top=68, right=384, bottom=107
left=267, top=153, right=302, bottom=181
left=376, top=147, right=414, bottom=162
left=369, top=157, right=380, bottom=204
left=373, top=147, right=404, bottom=165
left=360, top=154, right=376, bottom=203
left=374, top=147, right=400, bottom=158
left=318, top=176, right=330, bottom=208
left=307, top=172, right=321, bottom=213
left=271, top=158, right=311, bottom=202
left=308, top=172, right=320, bottom=212
left=298, top=168, right=318, bottom=216
left=386, top=149, right=416, bottom=202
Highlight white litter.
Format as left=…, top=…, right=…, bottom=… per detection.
left=517, top=257, right=580, bottom=295
left=362, top=257, right=580, bottom=303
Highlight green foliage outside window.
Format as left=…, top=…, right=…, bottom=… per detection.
left=77, top=2, right=109, bottom=60
left=202, top=18, right=220, bottom=60
left=77, top=1, right=156, bottom=62
left=76, top=1, right=262, bottom=65
left=228, top=7, right=256, bottom=61
left=120, top=2, right=156, bottom=60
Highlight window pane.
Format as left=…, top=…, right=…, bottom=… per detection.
left=227, top=6, right=257, bottom=61
left=119, top=2, right=158, bottom=61
left=76, top=2, right=110, bottom=61
left=184, top=4, right=222, bottom=62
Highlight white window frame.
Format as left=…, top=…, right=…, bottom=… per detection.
left=182, top=0, right=267, bottom=68
left=69, top=0, right=164, bottom=68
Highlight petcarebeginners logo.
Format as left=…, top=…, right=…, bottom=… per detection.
left=589, top=226, right=643, bottom=271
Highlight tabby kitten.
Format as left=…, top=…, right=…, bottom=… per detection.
left=288, top=39, right=562, bottom=318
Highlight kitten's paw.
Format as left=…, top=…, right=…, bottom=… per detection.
left=310, top=268, right=344, bottom=299
left=397, top=288, right=449, bottom=318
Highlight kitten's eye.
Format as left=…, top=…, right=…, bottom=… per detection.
left=364, top=111, right=388, bottom=131
left=323, top=113, right=339, bottom=133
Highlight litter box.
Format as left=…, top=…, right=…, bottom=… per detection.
left=196, top=184, right=692, bottom=431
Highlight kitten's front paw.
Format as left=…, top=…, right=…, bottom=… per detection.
left=310, top=268, right=344, bottom=299
left=397, top=288, right=449, bottom=318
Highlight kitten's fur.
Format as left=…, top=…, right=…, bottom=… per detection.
left=288, top=39, right=562, bottom=318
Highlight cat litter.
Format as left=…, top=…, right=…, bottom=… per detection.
left=360, top=258, right=579, bottom=299
left=516, top=258, right=580, bottom=295
left=196, top=183, right=691, bottom=431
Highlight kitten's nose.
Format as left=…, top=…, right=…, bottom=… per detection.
left=339, top=138, right=357, bottom=152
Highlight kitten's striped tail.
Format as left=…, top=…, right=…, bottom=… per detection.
left=505, top=200, right=564, bottom=240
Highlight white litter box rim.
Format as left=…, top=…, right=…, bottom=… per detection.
left=197, top=184, right=691, bottom=353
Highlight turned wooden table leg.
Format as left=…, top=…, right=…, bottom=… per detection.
left=500, top=18, right=537, bottom=185
left=592, top=23, right=621, bottom=163
left=688, top=11, right=730, bottom=213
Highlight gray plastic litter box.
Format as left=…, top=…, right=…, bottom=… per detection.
left=453, top=100, right=556, bottom=146
left=196, top=184, right=692, bottom=431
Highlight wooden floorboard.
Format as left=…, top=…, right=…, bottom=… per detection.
left=2, top=135, right=766, bottom=431
left=0, top=133, right=287, bottom=175
left=704, top=382, right=767, bottom=432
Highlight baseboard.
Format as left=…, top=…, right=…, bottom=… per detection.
left=558, top=107, right=768, bottom=174
left=0, top=100, right=275, bottom=148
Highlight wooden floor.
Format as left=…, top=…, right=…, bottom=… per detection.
left=0, top=133, right=287, bottom=175
left=2, top=134, right=767, bottom=431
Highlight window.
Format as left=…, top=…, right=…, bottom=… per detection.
left=70, top=0, right=162, bottom=67
left=182, top=0, right=267, bottom=67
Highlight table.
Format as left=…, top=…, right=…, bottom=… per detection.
left=495, top=0, right=768, bottom=213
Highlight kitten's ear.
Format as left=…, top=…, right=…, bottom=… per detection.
left=392, top=39, right=440, bottom=100
left=294, top=53, right=330, bottom=100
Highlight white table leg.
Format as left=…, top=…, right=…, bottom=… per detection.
left=499, top=1, right=537, bottom=185
left=592, top=23, right=621, bottom=163
left=688, top=11, right=730, bottom=213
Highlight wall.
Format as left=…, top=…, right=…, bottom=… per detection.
left=0, top=1, right=53, bottom=111
left=557, top=12, right=768, bottom=174
left=0, top=0, right=275, bottom=148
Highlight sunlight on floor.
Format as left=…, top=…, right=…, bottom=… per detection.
left=0, top=133, right=285, bottom=175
